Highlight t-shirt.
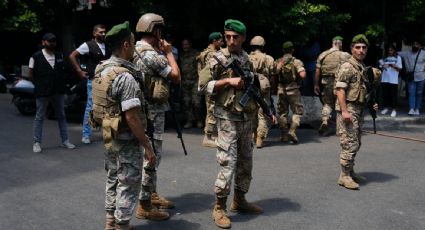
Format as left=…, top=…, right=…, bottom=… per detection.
left=378, top=55, right=402, bottom=84
left=76, top=41, right=106, bottom=56
left=398, top=49, right=425, bottom=82
left=29, top=49, right=55, bottom=68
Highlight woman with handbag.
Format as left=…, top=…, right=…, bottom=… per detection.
left=399, top=40, right=425, bottom=116
left=379, top=45, right=402, bottom=117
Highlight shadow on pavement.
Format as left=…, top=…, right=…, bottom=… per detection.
left=231, top=197, right=301, bottom=223
left=359, top=171, right=399, bottom=185
left=168, top=193, right=215, bottom=215
left=134, top=219, right=202, bottom=230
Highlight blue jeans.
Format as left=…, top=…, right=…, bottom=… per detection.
left=407, top=80, right=425, bottom=110
left=33, top=94, right=68, bottom=143
left=82, top=79, right=93, bottom=138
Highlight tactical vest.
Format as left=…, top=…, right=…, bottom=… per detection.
left=250, top=51, right=271, bottom=77
left=278, top=56, right=301, bottom=91
left=134, top=43, right=169, bottom=104
left=197, top=46, right=214, bottom=74
left=336, top=59, right=367, bottom=104
left=91, top=63, right=144, bottom=150
left=320, top=49, right=341, bottom=76
left=213, top=48, right=258, bottom=115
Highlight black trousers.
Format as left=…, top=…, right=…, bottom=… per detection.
left=381, top=82, right=398, bottom=109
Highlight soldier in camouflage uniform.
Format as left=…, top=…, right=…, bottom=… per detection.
left=335, top=34, right=378, bottom=190
left=133, top=13, right=181, bottom=220
left=180, top=39, right=202, bottom=128
left=91, top=22, right=155, bottom=230
left=199, top=20, right=275, bottom=229
left=197, top=32, right=223, bottom=147
left=314, top=36, right=351, bottom=136
left=276, top=41, right=306, bottom=144
left=249, top=35, right=275, bottom=148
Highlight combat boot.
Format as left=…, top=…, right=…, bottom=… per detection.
left=287, top=123, right=299, bottom=144
left=104, top=211, right=115, bottom=230
left=230, top=190, right=263, bottom=214
left=151, top=192, right=175, bottom=209
left=337, top=160, right=359, bottom=190
left=256, top=135, right=264, bottom=148
left=212, top=197, right=231, bottom=229
left=280, top=129, right=288, bottom=142
left=135, top=200, right=170, bottom=221
left=202, top=134, right=216, bottom=148
left=318, top=122, right=328, bottom=136
left=115, top=223, right=134, bottom=230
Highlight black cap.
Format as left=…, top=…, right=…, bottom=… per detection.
left=42, top=33, right=56, bottom=42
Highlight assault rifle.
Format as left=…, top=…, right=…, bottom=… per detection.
left=365, top=66, right=377, bottom=134
left=213, top=56, right=274, bottom=119
left=168, top=81, right=188, bottom=156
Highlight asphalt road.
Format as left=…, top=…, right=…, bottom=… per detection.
left=0, top=93, right=424, bottom=230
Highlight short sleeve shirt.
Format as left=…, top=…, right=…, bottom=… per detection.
left=76, top=41, right=106, bottom=56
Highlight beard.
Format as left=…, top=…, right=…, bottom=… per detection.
left=412, top=47, right=419, bottom=52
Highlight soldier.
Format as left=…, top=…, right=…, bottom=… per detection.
left=199, top=19, right=275, bottom=229
left=133, top=13, right=181, bottom=220
left=180, top=39, right=202, bottom=128
left=249, top=35, right=275, bottom=148
left=197, top=32, right=223, bottom=147
left=91, top=21, right=155, bottom=230
left=314, top=36, right=351, bottom=136
left=276, top=41, right=306, bottom=144
left=335, top=34, right=378, bottom=190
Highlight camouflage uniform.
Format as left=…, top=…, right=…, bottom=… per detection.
left=335, top=57, right=368, bottom=165
left=276, top=54, right=305, bottom=142
left=180, top=48, right=201, bottom=126
left=316, top=48, right=351, bottom=126
left=199, top=47, right=258, bottom=197
left=133, top=40, right=171, bottom=201
left=95, top=56, right=146, bottom=225
left=249, top=50, right=274, bottom=144
left=198, top=45, right=218, bottom=136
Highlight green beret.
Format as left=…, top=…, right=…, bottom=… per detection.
left=332, top=36, right=343, bottom=41
left=282, top=41, right=294, bottom=49
left=208, top=32, right=222, bottom=42
left=351, top=34, right=369, bottom=46
left=105, top=21, right=131, bottom=45
left=224, top=19, right=246, bottom=35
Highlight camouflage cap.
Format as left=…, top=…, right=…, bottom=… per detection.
left=105, top=21, right=131, bottom=44
left=282, top=41, right=294, bottom=49
left=208, top=32, right=222, bottom=42
left=351, top=34, right=369, bottom=46
left=332, top=36, right=343, bottom=41
left=224, top=19, right=246, bottom=35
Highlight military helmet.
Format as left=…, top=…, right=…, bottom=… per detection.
left=250, top=36, right=265, bottom=46
left=136, top=13, right=164, bottom=33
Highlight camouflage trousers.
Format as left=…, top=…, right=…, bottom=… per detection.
left=214, top=118, right=254, bottom=198
left=182, top=81, right=201, bottom=122
left=253, top=108, right=269, bottom=138
left=139, top=111, right=165, bottom=200
left=336, top=103, right=364, bottom=161
left=321, top=82, right=336, bottom=123
left=277, top=89, right=304, bottom=130
left=105, top=139, right=142, bottom=224
left=204, top=95, right=217, bottom=135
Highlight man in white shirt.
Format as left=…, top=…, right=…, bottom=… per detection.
left=398, top=40, right=425, bottom=115
left=69, top=24, right=110, bottom=144
left=29, top=33, right=75, bottom=153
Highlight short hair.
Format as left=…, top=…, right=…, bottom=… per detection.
left=93, top=24, right=106, bottom=33
left=108, top=33, right=132, bottom=53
